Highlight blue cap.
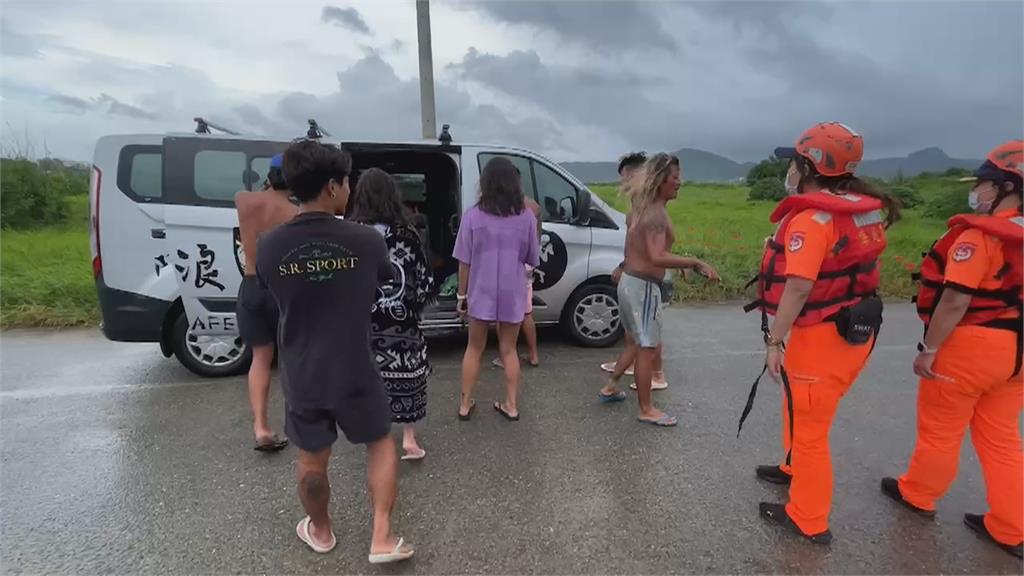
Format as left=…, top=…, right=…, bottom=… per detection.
left=270, top=153, right=283, bottom=169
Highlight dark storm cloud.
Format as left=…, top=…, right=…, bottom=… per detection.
left=680, top=1, right=1024, bottom=159
left=46, top=94, right=91, bottom=112
left=321, top=6, right=372, bottom=35
left=270, top=52, right=565, bottom=152
left=452, top=48, right=687, bottom=153
left=458, top=1, right=1023, bottom=161
left=94, top=94, right=160, bottom=120
left=459, top=0, right=677, bottom=53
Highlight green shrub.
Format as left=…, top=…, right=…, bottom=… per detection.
left=746, top=157, right=789, bottom=183
left=0, top=159, right=83, bottom=229
left=888, top=184, right=923, bottom=209
left=748, top=178, right=786, bottom=201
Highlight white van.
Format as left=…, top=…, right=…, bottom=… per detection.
left=90, top=132, right=628, bottom=377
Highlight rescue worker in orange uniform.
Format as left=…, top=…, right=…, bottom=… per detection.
left=882, top=140, right=1023, bottom=559
left=738, top=122, right=899, bottom=544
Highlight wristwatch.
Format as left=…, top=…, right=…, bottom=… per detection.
left=764, top=333, right=784, bottom=347
left=916, top=341, right=939, bottom=355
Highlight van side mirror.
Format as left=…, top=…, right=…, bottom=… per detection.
left=572, top=190, right=592, bottom=226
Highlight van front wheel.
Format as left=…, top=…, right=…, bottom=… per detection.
left=562, top=283, right=623, bottom=348
left=171, top=313, right=251, bottom=378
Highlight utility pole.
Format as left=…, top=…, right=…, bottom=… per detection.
left=416, top=0, right=437, bottom=140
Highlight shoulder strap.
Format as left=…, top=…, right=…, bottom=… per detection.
left=770, top=192, right=883, bottom=223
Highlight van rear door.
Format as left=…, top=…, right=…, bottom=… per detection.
left=161, top=136, right=286, bottom=338
left=92, top=135, right=177, bottom=342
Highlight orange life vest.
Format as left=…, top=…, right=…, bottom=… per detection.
left=913, top=213, right=1023, bottom=327
left=745, top=191, right=888, bottom=327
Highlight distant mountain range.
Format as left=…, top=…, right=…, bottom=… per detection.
left=561, top=146, right=981, bottom=183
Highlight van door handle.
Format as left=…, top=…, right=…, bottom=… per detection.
left=151, top=228, right=166, bottom=239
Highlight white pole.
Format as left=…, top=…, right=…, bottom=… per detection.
left=416, top=0, right=437, bottom=140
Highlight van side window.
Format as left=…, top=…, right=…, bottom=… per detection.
left=116, top=146, right=164, bottom=201
left=195, top=150, right=246, bottom=200
left=532, top=161, right=577, bottom=223
left=477, top=153, right=581, bottom=224
left=130, top=153, right=163, bottom=199
left=477, top=153, right=536, bottom=199
left=250, top=156, right=272, bottom=190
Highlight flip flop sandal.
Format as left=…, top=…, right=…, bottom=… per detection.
left=401, top=448, right=426, bottom=461
left=254, top=434, right=289, bottom=452
left=601, top=362, right=634, bottom=375
left=493, top=402, right=520, bottom=421
left=598, top=391, right=628, bottom=403
left=296, top=516, right=336, bottom=554
left=368, top=536, right=415, bottom=564
left=458, top=400, right=476, bottom=421
left=637, top=414, right=678, bottom=427
left=630, top=379, right=669, bottom=391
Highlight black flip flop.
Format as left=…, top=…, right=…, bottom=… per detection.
left=458, top=400, right=476, bottom=421
left=254, top=435, right=289, bottom=452
left=493, top=402, right=520, bottom=421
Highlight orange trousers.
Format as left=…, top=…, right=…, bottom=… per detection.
left=777, top=322, right=873, bottom=535
left=898, top=325, right=1024, bottom=546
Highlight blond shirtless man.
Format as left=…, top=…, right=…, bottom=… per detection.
left=235, top=153, right=298, bottom=451
left=598, top=153, right=720, bottom=426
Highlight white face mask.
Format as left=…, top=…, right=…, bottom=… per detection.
left=968, top=184, right=995, bottom=213
left=784, top=168, right=800, bottom=196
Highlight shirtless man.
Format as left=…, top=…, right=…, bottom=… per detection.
left=235, top=153, right=297, bottom=451
left=600, top=152, right=669, bottom=390
left=598, top=153, right=719, bottom=426
left=493, top=195, right=542, bottom=368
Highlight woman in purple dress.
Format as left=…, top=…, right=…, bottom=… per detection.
left=454, top=157, right=540, bottom=421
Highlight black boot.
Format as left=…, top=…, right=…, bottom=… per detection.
left=880, top=477, right=935, bottom=517
left=964, top=514, right=1023, bottom=559
left=759, top=502, right=832, bottom=545
left=755, top=465, right=792, bottom=486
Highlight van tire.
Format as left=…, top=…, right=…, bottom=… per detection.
left=562, top=283, right=623, bottom=348
left=170, top=313, right=251, bottom=378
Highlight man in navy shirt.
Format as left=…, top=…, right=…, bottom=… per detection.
left=257, top=140, right=413, bottom=563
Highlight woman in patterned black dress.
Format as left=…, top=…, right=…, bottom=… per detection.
left=348, top=168, right=436, bottom=460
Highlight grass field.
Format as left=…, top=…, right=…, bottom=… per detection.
left=1, top=195, right=97, bottom=327
left=0, top=182, right=951, bottom=328
left=590, top=183, right=947, bottom=302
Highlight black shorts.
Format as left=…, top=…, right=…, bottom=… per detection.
left=285, top=388, right=392, bottom=453
left=236, top=276, right=277, bottom=347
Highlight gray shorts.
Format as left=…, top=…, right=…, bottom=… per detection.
left=618, top=272, right=664, bottom=349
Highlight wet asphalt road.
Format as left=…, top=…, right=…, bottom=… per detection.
left=1, top=304, right=1021, bottom=575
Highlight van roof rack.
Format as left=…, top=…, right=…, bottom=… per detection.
left=307, top=119, right=331, bottom=139
left=194, top=117, right=240, bottom=136
left=438, top=124, right=452, bottom=145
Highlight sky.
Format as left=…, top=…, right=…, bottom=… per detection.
left=1, top=0, right=1022, bottom=163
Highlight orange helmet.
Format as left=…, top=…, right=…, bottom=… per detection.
left=985, top=140, right=1024, bottom=178
left=775, top=122, right=864, bottom=177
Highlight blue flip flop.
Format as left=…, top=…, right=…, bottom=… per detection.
left=599, top=391, right=628, bottom=404
left=638, top=414, right=678, bottom=427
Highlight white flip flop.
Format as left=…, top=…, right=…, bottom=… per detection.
left=601, top=361, right=634, bottom=375
left=368, top=536, right=415, bottom=564
left=296, top=516, right=336, bottom=554
left=630, top=379, right=669, bottom=391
